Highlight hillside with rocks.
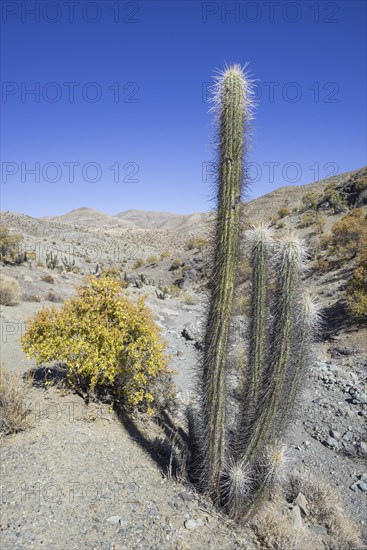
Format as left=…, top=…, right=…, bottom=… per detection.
left=1, top=166, right=366, bottom=549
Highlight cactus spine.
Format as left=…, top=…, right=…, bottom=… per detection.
left=199, top=66, right=253, bottom=500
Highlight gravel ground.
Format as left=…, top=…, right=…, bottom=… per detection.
left=1, top=236, right=366, bottom=548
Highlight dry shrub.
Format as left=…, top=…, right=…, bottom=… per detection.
left=0, top=366, right=32, bottom=435
left=278, top=207, right=291, bottom=218
left=0, top=274, right=20, bottom=305
left=287, top=475, right=364, bottom=550
left=327, top=208, right=367, bottom=262
left=146, top=255, right=158, bottom=265
left=346, top=246, right=367, bottom=319
left=22, top=294, right=41, bottom=303
left=253, top=499, right=301, bottom=550
left=180, top=292, right=198, bottom=305
left=47, top=291, right=63, bottom=303
left=40, top=274, right=54, bottom=284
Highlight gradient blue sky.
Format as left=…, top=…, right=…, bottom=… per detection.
left=1, top=0, right=366, bottom=217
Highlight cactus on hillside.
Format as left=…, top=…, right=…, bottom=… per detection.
left=188, top=65, right=318, bottom=520
left=62, top=256, right=75, bottom=272
left=45, top=251, right=59, bottom=270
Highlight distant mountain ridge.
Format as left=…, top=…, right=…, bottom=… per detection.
left=42, top=208, right=209, bottom=232
left=39, top=166, right=366, bottom=230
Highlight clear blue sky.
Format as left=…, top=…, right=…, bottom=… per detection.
left=1, top=0, right=366, bottom=217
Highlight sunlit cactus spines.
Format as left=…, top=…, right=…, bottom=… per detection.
left=189, top=65, right=318, bottom=521
left=197, top=65, right=254, bottom=500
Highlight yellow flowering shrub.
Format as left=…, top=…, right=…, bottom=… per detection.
left=21, top=275, right=168, bottom=412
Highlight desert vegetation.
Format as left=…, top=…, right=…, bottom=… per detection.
left=21, top=274, right=168, bottom=414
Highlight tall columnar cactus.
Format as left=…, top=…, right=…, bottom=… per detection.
left=190, top=65, right=318, bottom=519
left=197, top=65, right=254, bottom=500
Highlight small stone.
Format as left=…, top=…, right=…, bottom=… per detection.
left=178, top=491, right=195, bottom=503
left=330, top=429, right=340, bottom=439
left=106, top=515, right=125, bottom=526
left=325, top=436, right=338, bottom=448
left=359, top=483, right=367, bottom=493
left=350, top=482, right=360, bottom=492
left=295, top=492, right=309, bottom=516
left=291, top=505, right=303, bottom=530
left=354, top=392, right=367, bottom=405
left=309, top=524, right=328, bottom=536
left=184, top=518, right=204, bottom=530
left=181, top=328, right=194, bottom=341
left=343, top=431, right=354, bottom=441
left=126, top=482, right=139, bottom=494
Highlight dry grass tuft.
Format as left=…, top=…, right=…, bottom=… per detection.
left=287, top=474, right=364, bottom=550
left=253, top=474, right=364, bottom=550
left=253, top=498, right=301, bottom=550
left=0, top=274, right=20, bottom=305
left=40, top=274, right=54, bottom=284
left=0, top=366, right=32, bottom=435
left=180, top=292, right=198, bottom=305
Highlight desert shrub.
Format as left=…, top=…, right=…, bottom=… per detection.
left=160, top=250, right=171, bottom=260
left=22, top=294, right=41, bottom=302
left=346, top=247, right=367, bottom=319
left=253, top=499, right=300, bottom=550
left=40, top=274, right=54, bottom=284
left=298, top=213, right=315, bottom=228
left=168, top=284, right=181, bottom=297
left=322, top=187, right=348, bottom=213
left=170, top=258, right=183, bottom=270
left=302, top=191, right=321, bottom=210
left=101, top=267, right=121, bottom=280
left=312, top=256, right=330, bottom=273
left=132, top=258, right=144, bottom=270
left=278, top=207, right=290, bottom=218
left=180, top=292, right=198, bottom=305
left=27, top=251, right=37, bottom=261
left=21, top=275, right=168, bottom=413
left=355, top=175, right=367, bottom=190
left=0, top=275, right=20, bottom=305
left=276, top=220, right=285, bottom=229
left=47, top=291, right=63, bottom=303
left=314, top=213, right=326, bottom=234
left=0, top=225, right=22, bottom=261
left=185, top=236, right=208, bottom=252
left=146, top=255, right=158, bottom=265
left=0, top=366, right=31, bottom=435
left=36, top=261, right=44, bottom=268
left=287, top=475, right=364, bottom=550
left=326, top=208, right=367, bottom=261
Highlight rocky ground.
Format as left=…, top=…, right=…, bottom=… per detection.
left=1, top=260, right=366, bottom=549
left=1, top=167, right=367, bottom=548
